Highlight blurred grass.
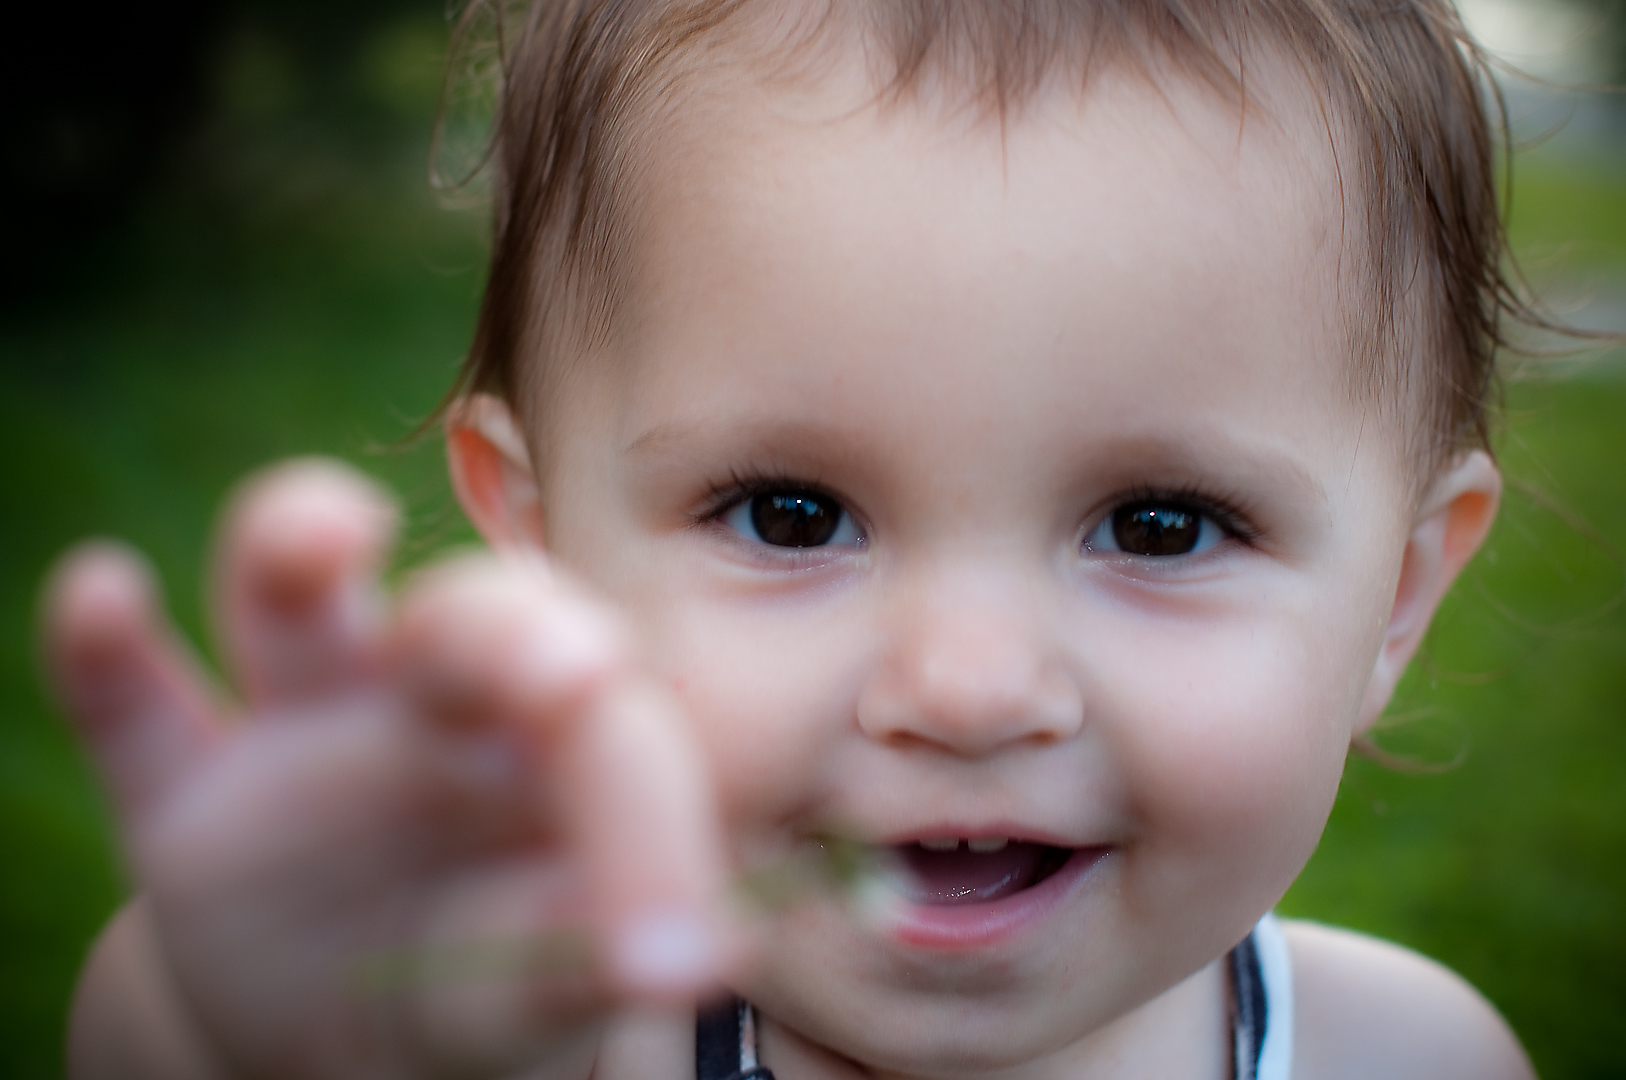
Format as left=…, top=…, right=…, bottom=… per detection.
left=1282, top=142, right=1626, bottom=1075
left=1, top=19, right=1624, bottom=1077
left=1508, top=151, right=1626, bottom=268
left=0, top=17, right=482, bottom=1075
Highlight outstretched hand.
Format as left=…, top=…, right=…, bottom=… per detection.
left=43, top=459, right=730, bottom=1080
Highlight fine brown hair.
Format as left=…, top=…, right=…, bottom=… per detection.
left=438, top=0, right=1543, bottom=476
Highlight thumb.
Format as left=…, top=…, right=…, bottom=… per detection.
left=549, top=674, right=730, bottom=997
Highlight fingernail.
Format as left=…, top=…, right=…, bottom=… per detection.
left=52, top=547, right=153, bottom=656
left=612, top=909, right=716, bottom=992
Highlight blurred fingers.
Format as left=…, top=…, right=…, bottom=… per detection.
left=213, top=458, right=397, bottom=710
left=42, top=542, right=222, bottom=823
left=393, top=554, right=731, bottom=997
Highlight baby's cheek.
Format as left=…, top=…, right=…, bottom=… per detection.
left=1108, top=622, right=1357, bottom=913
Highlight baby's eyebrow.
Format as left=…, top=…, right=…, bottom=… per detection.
left=623, top=422, right=708, bottom=458
left=1093, top=433, right=1330, bottom=505
left=623, top=418, right=869, bottom=463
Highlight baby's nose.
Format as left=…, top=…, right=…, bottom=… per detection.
left=856, top=592, right=1083, bottom=757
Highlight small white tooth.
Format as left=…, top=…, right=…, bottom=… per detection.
left=967, top=837, right=1009, bottom=853
left=919, top=837, right=961, bottom=851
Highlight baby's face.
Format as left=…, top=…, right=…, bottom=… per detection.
left=528, top=65, right=1412, bottom=1071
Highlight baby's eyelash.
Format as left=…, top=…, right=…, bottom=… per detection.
left=690, top=474, right=1261, bottom=545
left=1113, top=483, right=1262, bottom=544
left=690, top=468, right=834, bottom=525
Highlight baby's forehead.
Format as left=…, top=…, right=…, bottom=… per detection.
left=626, top=49, right=1360, bottom=352
left=482, top=3, right=1485, bottom=487
left=652, top=45, right=1350, bottom=234
left=596, top=24, right=1365, bottom=343
left=588, top=58, right=1391, bottom=477
left=656, top=12, right=1357, bottom=210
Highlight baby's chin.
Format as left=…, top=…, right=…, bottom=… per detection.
left=746, top=950, right=1140, bottom=1077
left=736, top=844, right=1166, bottom=1074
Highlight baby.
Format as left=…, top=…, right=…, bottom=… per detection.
left=44, top=2, right=1540, bottom=1078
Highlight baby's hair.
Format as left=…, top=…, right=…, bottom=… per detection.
left=438, top=0, right=1548, bottom=481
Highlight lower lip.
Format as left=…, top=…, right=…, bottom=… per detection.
left=884, top=846, right=1109, bottom=951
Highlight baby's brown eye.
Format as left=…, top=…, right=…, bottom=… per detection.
left=755, top=493, right=837, bottom=546
left=1085, top=502, right=1221, bottom=557
left=1114, top=505, right=1198, bottom=555
left=723, top=490, right=862, bottom=549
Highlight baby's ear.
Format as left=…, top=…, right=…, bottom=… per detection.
left=1355, top=450, right=1501, bottom=736
left=445, top=393, right=547, bottom=551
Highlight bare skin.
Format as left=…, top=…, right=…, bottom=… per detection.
left=46, top=52, right=1533, bottom=1080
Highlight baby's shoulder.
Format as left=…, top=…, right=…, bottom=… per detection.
left=1282, top=919, right=1535, bottom=1080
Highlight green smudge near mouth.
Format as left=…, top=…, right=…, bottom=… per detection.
left=731, top=834, right=872, bottom=915
left=354, top=931, right=598, bottom=995
left=355, top=833, right=876, bottom=995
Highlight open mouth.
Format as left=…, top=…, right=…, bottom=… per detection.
left=886, top=838, right=1075, bottom=907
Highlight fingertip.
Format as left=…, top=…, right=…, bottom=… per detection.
left=222, top=457, right=398, bottom=615
left=43, top=540, right=160, bottom=664
left=234, top=457, right=398, bottom=557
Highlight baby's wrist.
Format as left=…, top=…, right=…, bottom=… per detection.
left=69, top=898, right=234, bottom=1080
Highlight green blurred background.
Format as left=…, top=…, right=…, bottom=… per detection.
left=1, top=1, right=1623, bottom=1076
